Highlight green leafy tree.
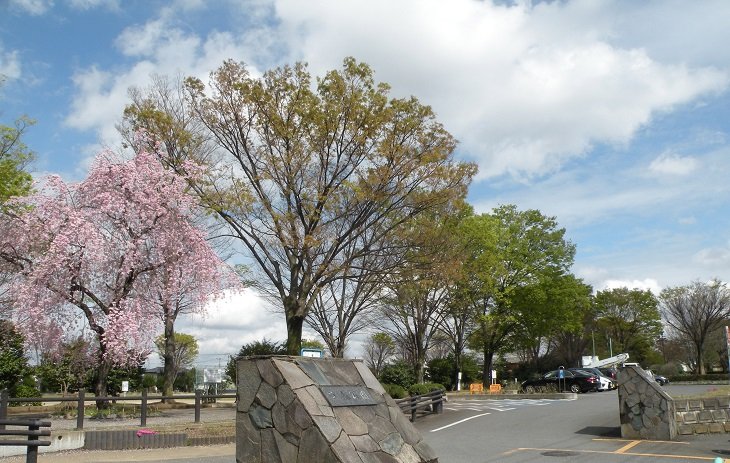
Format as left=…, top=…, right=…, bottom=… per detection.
left=225, top=338, right=286, bottom=384
left=0, top=115, right=35, bottom=207
left=36, top=337, right=94, bottom=394
left=0, top=319, right=29, bottom=394
left=460, top=205, right=576, bottom=385
left=153, top=332, right=199, bottom=397
left=511, top=273, right=592, bottom=370
left=379, top=360, right=416, bottom=389
left=594, top=287, right=663, bottom=364
left=124, top=58, right=474, bottom=355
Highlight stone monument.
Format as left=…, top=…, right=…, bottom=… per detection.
left=236, top=356, right=438, bottom=463
left=617, top=365, right=677, bottom=440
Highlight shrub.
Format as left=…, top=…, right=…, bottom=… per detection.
left=11, top=384, right=42, bottom=406
left=379, top=361, right=415, bottom=389
left=382, top=383, right=408, bottom=399
left=408, top=382, right=445, bottom=396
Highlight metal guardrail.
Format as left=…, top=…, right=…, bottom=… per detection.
left=0, top=389, right=236, bottom=430
left=0, top=418, right=51, bottom=463
left=394, top=389, right=445, bottom=422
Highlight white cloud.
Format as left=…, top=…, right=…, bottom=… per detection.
left=694, top=246, right=730, bottom=269
left=649, top=152, right=698, bottom=176
left=0, top=45, right=21, bottom=81
left=68, top=0, right=119, bottom=10
left=264, top=0, right=728, bottom=179
left=8, top=0, right=52, bottom=15
left=177, top=289, right=288, bottom=361
left=598, top=278, right=662, bottom=295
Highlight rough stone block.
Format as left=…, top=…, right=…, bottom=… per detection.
left=380, top=433, right=405, bottom=456
left=258, top=359, right=285, bottom=388
left=297, top=427, right=338, bottom=463
left=354, top=361, right=386, bottom=394
left=273, top=358, right=316, bottom=390
left=678, top=424, right=694, bottom=435
left=718, top=397, right=730, bottom=409
left=698, top=410, right=713, bottom=423
left=331, top=432, right=363, bottom=463
left=238, top=360, right=263, bottom=411
left=723, top=422, right=730, bottom=432
left=261, top=429, right=280, bottom=463
left=710, top=408, right=728, bottom=422
left=312, top=415, right=344, bottom=444
left=709, top=423, right=724, bottom=433
left=683, top=412, right=698, bottom=424
left=335, top=407, right=368, bottom=436
left=237, top=412, right=262, bottom=463
left=688, top=400, right=702, bottom=411
left=256, top=382, right=278, bottom=409
left=703, top=398, right=718, bottom=410
left=351, top=434, right=380, bottom=453
left=694, top=424, right=708, bottom=434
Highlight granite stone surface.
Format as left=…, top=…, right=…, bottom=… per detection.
left=237, top=356, right=438, bottom=462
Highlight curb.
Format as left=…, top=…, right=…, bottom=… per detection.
left=447, top=392, right=578, bottom=400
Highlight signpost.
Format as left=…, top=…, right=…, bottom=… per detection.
left=300, top=348, right=324, bottom=358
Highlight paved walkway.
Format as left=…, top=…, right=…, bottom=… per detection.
left=0, top=444, right=235, bottom=462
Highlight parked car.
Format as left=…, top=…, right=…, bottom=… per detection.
left=598, top=367, right=618, bottom=379
left=654, top=374, right=670, bottom=386
left=521, top=369, right=599, bottom=394
left=568, top=368, right=615, bottom=391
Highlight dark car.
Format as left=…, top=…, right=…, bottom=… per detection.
left=521, top=369, right=599, bottom=394
left=599, top=367, right=618, bottom=379
left=654, top=375, right=669, bottom=386
left=568, top=367, right=615, bottom=391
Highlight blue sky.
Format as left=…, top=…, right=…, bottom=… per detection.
left=2, top=0, right=730, bottom=359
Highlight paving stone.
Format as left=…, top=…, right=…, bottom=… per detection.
left=238, top=360, right=263, bottom=412
left=413, top=439, right=439, bottom=462
left=332, top=432, right=365, bottom=463
left=274, top=430, right=298, bottom=463
left=703, top=398, right=718, bottom=410
left=396, top=443, right=422, bottom=463
left=379, top=433, right=404, bottom=456
left=694, top=424, right=709, bottom=434
left=274, top=358, right=316, bottom=390
left=351, top=434, right=380, bottom=453
left=688, top=400, right=702, bottom=411
left=271, top=402, right=287, bottom=432
left=354, top=361, right=386, bottom=394
left=290, top=402, right=313, bottom=430
left=250, top=404, right=274, bottom=429
left=278, top=384, right=295, bottom=407
left=312, top=415, right=344, bottom=443
left=723, top=422, right=730, bottom=432
left=358, top=451, right=399, bottom=463
left=352, top=405, right=377, bottom=424
left=297, top=427, right=339, bottom=463
left=237, top=411, right=262, bottom=463
left=368, top=415, right=398, bottom=442
left=718, top=397, right=730, bottom=409
left=257, top=382, right=278, bottom=409
left=260, top=428, right=280, bottom=463
left=335, top=407, right=368, bottom=436
left=683, top=412, right=698, bottom=424
left=258, top=359, right=284, bottom=388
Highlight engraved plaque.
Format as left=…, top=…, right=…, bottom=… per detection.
left=320, top=385, right=378, bottom=407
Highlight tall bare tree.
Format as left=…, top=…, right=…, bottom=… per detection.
left=660, top=279, right=730, bottom=374
left=363, top=332, right=395, bottom=377
left=172, top=58, right=474, bottom=354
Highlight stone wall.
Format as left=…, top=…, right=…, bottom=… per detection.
left=237, top=356, right=438, bottom=463
left=617, top=365, right=677, bottom=440
left=675, top=397, right=730, bottom=435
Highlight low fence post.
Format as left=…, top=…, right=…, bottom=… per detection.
left=27, top=419, right=40, bottom=463
left=434, top=390, right=444, bottom=414
left=194, top=389, right=202, bottom=423
left=140, top=388, right=148, bottom=427
left=0, top=389, right=7, bottom=430
left=76, top=390, right=85, bottom=430
left=410, top=395, right=418, bottom=422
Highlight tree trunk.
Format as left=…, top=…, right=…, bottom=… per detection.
left=286, top=314, right=304, bottom=355
left=162, top=319, right=176, bottom=402
left=482, top=347, right=494, bottom=387
left=94, top=357, right=112, bottom=409
left=453, top=350, right=462, bottom=391
left=696, top=341, right=705, bottom=375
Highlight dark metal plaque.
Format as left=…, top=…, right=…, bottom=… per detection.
left=320, top=386, right=377, bottom=407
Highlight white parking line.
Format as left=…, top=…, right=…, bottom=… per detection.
left=430, top=412, right=491, bottom=432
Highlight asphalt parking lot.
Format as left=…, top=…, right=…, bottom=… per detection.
left=4, top=384, right=730, bottom=462
left=424, top=385, right=730, bottom=462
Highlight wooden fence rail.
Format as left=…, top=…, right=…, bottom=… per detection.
left=0, top=389, right=236, bottom=430
left=0, top=418, right=51, bottom=463
left=394, top=389, right=445, bottom=422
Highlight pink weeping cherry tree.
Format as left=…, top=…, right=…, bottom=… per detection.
left=1, top=150, right=236, bottom=405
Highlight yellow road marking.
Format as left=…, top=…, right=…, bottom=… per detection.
left=507, top=447, right=729, bottom=461
left=593, top=438, right=690, bottom=445
left=615, top=440, right=642, bottom=453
